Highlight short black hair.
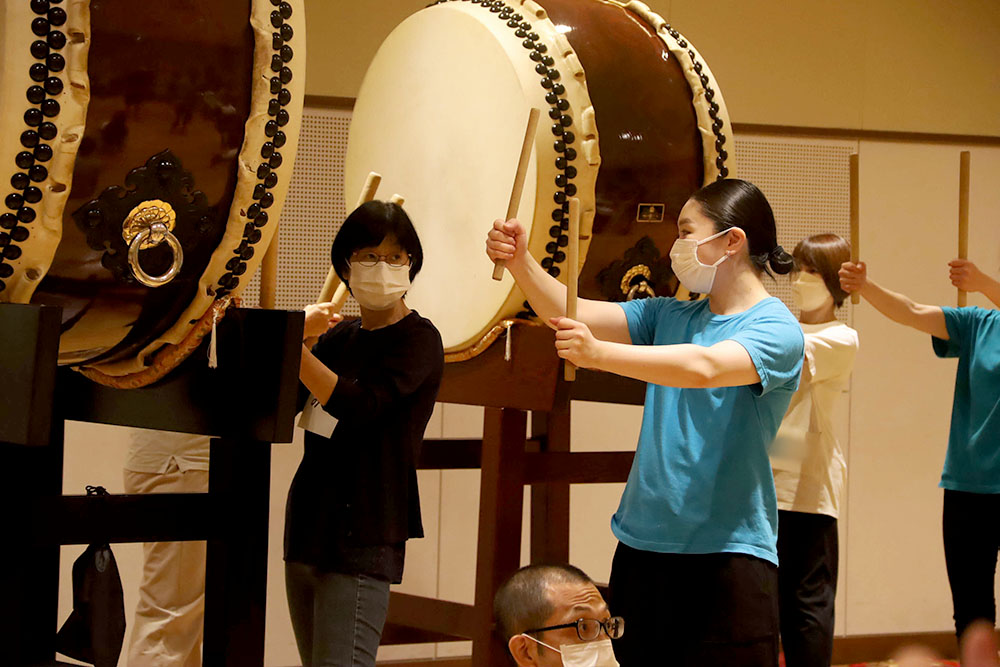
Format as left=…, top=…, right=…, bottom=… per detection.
left=330, top=200, right=424, bottom=286
left=689, top=179, right=795, bottom=277
left=493, top=564, right=594, bottom=644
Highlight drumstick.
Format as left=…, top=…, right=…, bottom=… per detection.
left=564, top=197, right=581, bottom=382
left=329, top=282, right=349, bottom=313
left=261, top=233, right=279, bottom=309
left=318, top=172, right=382, bottom=303
left=492, top=107, right=541, bottom=281
left=958, top=151, right=970, bottom=307
left=849, top=153, right=860, bottom=305
left=325, top=193, right=408, bottom=313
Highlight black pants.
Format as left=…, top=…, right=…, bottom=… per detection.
left=608, top=542, right=780, bottom=667
left=943, top=489, right=1000, bottom=640
left=776, top=511, right=838, bottom=667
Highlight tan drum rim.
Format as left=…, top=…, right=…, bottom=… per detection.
left=620, top=0, right=734, bottom=184
left=80, top=0, right=307, bottom=383
left=0, top=0, right=88, bottom=303
left=429, top=0, right=601, bottom=298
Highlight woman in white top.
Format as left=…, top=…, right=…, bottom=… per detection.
left=770, top=234, right=859, bottom=667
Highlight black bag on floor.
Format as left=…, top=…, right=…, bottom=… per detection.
left=55, top=486, right=126, bottom=667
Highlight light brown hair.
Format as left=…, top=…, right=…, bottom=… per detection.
left=793, top=234, right=851, bottom=307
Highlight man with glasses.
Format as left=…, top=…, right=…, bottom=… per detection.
left=494, top=564, right=624, bottom=667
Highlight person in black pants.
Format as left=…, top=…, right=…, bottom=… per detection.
left=487, top=179, right=805, bottom=666
left=840, top=257, right=1000, bottom=645
left=286, top=201, right=444, bottom=667
left=770, top=234, right=858, bottom=667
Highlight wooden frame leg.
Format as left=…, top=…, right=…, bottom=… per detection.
left=1, top=419, right=64, bottom=665
left=530, top=405, right=571, bottom=564
left=203, top=438, right=271, bottom=666
left=472, top=408, right=528, bottom=667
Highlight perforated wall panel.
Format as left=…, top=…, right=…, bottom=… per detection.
left=243, top=108, right=360, bottom=317
left=733, top=135, right=858, bottom=323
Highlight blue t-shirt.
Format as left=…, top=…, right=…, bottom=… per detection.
left=932, top=306, right=1000, bottom=494
left=613, top=296, right=804, bottom=565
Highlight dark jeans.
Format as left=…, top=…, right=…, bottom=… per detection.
left=285, top=562, right=390, bottom=667
left=776, top=510, right=838, bottom=667
left=943, top=489, right=1000, bottom=640
left=608, top=542, right=780, bottom=667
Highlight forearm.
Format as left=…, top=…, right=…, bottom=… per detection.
left=508, top=254, right=628, bottom=341
left=507, top=253, right=569, bottom=321
left=299, top=345, right=338, bottom=404
left=980, top=274, right=1000, bottom=308
left=590, top=341, right=749, bottom=389
left=860, top=280, right=946, bottom=338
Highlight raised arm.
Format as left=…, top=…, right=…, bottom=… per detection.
left=950, top=259, right=1000, bottom=308
left=486, top=218, right=631, bottom=343
left=839, top=261, right=948, bottom=339
left=550, top=317, right=760, bottom=388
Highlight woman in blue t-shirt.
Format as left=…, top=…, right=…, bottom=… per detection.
left=486, top=179, right=804, bottom=666
left=840, top=257, right=1000, bottom=643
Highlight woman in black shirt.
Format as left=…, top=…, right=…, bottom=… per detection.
left=286, top=201, right=444, bottom=667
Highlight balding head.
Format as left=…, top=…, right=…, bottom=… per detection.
left=493, top=564, right=594, bottom=642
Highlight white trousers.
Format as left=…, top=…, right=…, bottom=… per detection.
left=124, top=462, right=209, bottom=667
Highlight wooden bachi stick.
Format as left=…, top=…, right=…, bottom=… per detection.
left=260, top=232, right=279, bottom=309
left=958, top=151, right=970, bottom=307
left=849, top=153, right=860, bottom=305
left=492, top=107, right=541, bottom=281
left=564, top=197, right=581, bottom=382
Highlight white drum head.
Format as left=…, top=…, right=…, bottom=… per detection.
left=346, top=4, right=547, bottom=353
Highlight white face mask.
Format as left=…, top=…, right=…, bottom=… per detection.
left=791, top=272, right=833, bottom=312
left=348, top=261, right=411, bottom=311
left=520, top=635, right=620, bottom=667
left=668, top=227, right=734, bottom=295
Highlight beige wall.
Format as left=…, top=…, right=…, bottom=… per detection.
left=305, top=0, right=1000, bottom=136
left=845, top=142, right=1000, bottom=634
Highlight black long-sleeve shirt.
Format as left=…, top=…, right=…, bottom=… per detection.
left=283, top=311, right=443, bottom=581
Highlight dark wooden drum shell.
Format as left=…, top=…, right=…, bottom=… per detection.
left=347, top=0, right=732, bottom=358
left=541, top=0, right=710, bottom=302
left=0, top=0, right=306, bottom=386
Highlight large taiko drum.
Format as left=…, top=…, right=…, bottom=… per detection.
left=346, top=0, right=732, bottom=359
left=0, top=0, right=306, bottom=386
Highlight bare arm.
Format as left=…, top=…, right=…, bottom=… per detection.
left=487, top=218, right=631, bottom=343
left=551, top=317, right=760, bottom=388
left=840, top=261, right=948, bottom=339
left=950, top=259, right=1000, bottom=308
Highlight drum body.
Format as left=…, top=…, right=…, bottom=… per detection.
left=346, top=0, right=731, bottom=358
left=0, top=0, right=306, bottom=386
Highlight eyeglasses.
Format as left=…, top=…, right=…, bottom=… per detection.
left=524, top=616, right=625, bottom=641
left=351, top=251, right=411, bottom=268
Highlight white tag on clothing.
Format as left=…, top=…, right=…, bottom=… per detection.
left=297, top=393, right=338, bottom=438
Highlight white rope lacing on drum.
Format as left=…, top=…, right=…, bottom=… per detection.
left=504, top=320, right=513, bottom=362
left=207, top=296, right=232, bottom=369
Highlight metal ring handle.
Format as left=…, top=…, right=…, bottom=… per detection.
left=127, top=223, right=184, bottom=287
left=626, top=281, right=656, bottom=301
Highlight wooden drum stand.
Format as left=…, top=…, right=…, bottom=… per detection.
left=381, top=323, right=643, bottom=667
left=0, top=303, right=303, bottom=667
